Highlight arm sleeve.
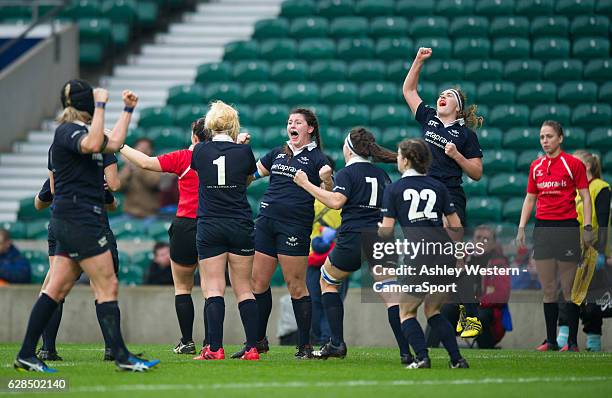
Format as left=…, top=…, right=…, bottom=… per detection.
left=526, top=163, right=538, bottom=194
left=190, top=144, right=203, bottom=171
left=573, top=159, right=589, bottom=190
left=246, top=146, right=257, bottom=174
left=332, top=169, right=351, bottom=198
left=102, top=154, right=118, bottom=168
left=158, top=150, right=183, bottom=175
left=461, top=130, right=483, bottom=159
left=56, top=128, right=88, bottom=154
left=595, top=187, right=611, bottom=254
left=381, top=185, right=396, bottom=218
left=415, top=101, right=436, bottom=128
left=38, top=179, right=53, bottom=203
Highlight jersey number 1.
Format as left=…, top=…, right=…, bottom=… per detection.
left=213, top=156, right=226, bottom=185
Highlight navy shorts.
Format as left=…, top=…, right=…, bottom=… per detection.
left=197, top=217, right=255, bottom=260
left=254, top=216, right=311, bottom=257
left=447, top=186, right=466, bottom=227
left=51, top=215, right=110, bottom=261
left=169, top=217, right=198, bottom=265
left=328, top=232, right=363, bottom=272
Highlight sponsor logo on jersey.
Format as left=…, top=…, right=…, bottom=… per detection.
left=271, top=163, right=298, bottom=177
left=537, top=180, right=567, bottom=189
left=449, top=129, right=460, bottom=138
left=424, top=130, right=450, bottom=149
left=275, top=153, right=286, bottom=160
left=297, top=156, right=310, bottom=165
left=428, top=120, right=439, bottom=127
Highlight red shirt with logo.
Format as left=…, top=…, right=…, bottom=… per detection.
left=527, top=151, right=588, bottom=220
left=157, top=149, right=198, bottom=219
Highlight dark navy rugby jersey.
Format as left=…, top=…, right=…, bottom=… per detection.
left=415, top=102, right=482, bottom=188
left=259, top=145, right=329, bottom=227
left=333, top=160, right=391, bottom=233
left=191, top=138, right=256, bottom=221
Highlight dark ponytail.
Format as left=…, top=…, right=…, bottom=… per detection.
left=192, top=117, right=210, bottom=142
left=283, top=108, right=322, bottom=160
left=398, top=139, right=431, bottom=174
left=348, top=127, right=396, bottom=163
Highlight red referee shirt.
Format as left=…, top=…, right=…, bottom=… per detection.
left=157, top=149, right=198, bottom=219
left=527, top=151, right=588, bottom=220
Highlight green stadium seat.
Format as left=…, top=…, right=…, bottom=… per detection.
left=596, top=0, right=612, bottom=14
left=489, top=105, right=529, bottom=127
left=148, top=127, right=188, bottom=148
left=248, top=177, right=270, bottom=200
left=139, top=106, right=174, bottom=128
left=320, top=82, right=358, bottom=104
left=369, top=17, right=407, bottom=39
left=359, top=82, right=400, bottom=104
left=196, top=62, right=231, bottom=84
left=404, top=82, right=437, bottom=104
left=235, top=105, right=253, bottom=126
left=0, top=221, right=27, bottom=240
left=242, top=82, right=280, bottom=104
left=415, top=38, right=452, bottom=59
left=423, top=60, right=464, bottom=82
left=503, top=127, right=539, bottom=149
left=298, top=38, right=336, bottom=59
left=30, top=261, right=49, bottom=284
left=203, top=83, right=241, bottom=104
left=25, top=220, right=49, bottom=239
left=515, top=0, right=554, bottom=16
left=492, top=38, right=530, bottom=60
left=347, top=60, right=385, bottom=82
left=557, top=81, right=598, bottom=104
left=395, top=0, right=434, bottom=16
left=463, top=176, right=489, bottom=196
left=109, top=22, right=130, bottom=49
left=280, top=0, right=316, bottom=17
left=224, top=40, right=258, bottom=61
left=331, top=105, right=369, bottom=127
left=572, top=104, right=612, bottom=127
left=584, top=59, right=612, bottom=82
left=232, top=61, right=270, bottom=83
left=259, top=39, right=297, bottom=61
left=571, top=16, right=609, bottom=38
left=603, top=151, right=612, bottom=170
left=280, top=82, right=319, bottom=105
left=317, top=0, right=354, bottom=17
left=243, top=127, right=263, bottom=147
left=449, top=16, right=489, bottom=37
left=355, top=0, right=394, bottom=16
left=118, top=265, right=143, bottom=286
left=337, top=38, right=375, bottom=60
left=110, top=219, right=146, bottom=240
left=78, top=17, right=112, bottom=42
left=573, top=38, right=611, bottom=60
left=464, top=60, right=503, bottom=81
left=270, top=60, right=308, bottom=82
left=435, top=0, right=475, bottom=16
left=270, top=265, right=285, bottom=287
left=101, top=0, right=137, bottom=26
left=489, top=17, right=530, bottom=38
left=322, top=126, right=344, bottom=148
left=477, top=127, right=502, bottom=149
left=380, top=127, right=420, bottom=147
left=483, top=150, right=516, bottom=173
left=329, top=16, right=368, bottom=38
left=386, top=60, right=411, bottom=82
left=289, top=17, right=328, bottom=38
left=489, top=174, right=529, bottom=197
left=0, top=5, right=32, bottom=20
left=64, top=0, right=102, bottom=19
left=532, top=38, right=570, bottom=59
left=130, top=250, right=153, bottom=270
left=166, top=84, right=204, bottom=106
left=17, top=197, right=48, bottom=221
left=147, top=220, right=172, bottom=241
left=467, top=197, right=502, bottom=222
left=543, top=59, right=583, bottom=81
left=515, top=82, right=557, bottom=104
left=375, top=37, right=414, bottom=61
left=253, top=105, right=290, bottom=126
left=370, top=105, right=410, bottom=127
left=409, top=17, right=449, bottom=38
left=562, top=127, right=586, bottom=149
left=253, top=18, right=289, bottom=39
left=599, top=82, right=612, bottom=103
left=530, top=104, right=571, bottom=126
left=474, top=0, right=515, bottom=16
left=477, top=82, right=516, bottom=104
left=309, top=60, right=347, bottom=82
left=125, top=127, right=147, bottom=146
left=79, top=41, right=105, bottom=65
left=134, top=1, right=158, bottom=28
left=555, top=0, right=595, bottom=15
left=516, top=150, right=544, bottom=171
left=530, top=17, right=569, bottom=38
left=503, top=60, right=543, bottom=82
left=502, top=197, right=525, bottom=222
left=453, top=38, right=491, bottom=58
left=174, top=105, right=207, bottom=128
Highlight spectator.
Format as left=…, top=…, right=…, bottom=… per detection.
left=0, top=229, right=30, bottom=284
left=119, top=138, right=161, bottom=222
left=145, top=242, right=173, bottom=285
left=511, top=247, right=541, bottom=290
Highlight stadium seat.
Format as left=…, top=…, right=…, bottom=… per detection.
left=515, top=0, right=554, bottom=15
left=65, top=0, right=102, bottom=19
left=492, top=38, right=530, bottom=60
left=489, top=174, right=529, bottom=197
left=196, top=62, right=231, bottom=84
left=133, top=1, right=159, bottom=28
left=555, top=0, right=595, bottom=15
left=488, top=105, right=529, bottom=127
left=474, top=0, right=515, bottom=16
left=380, top=127, right=420, bottom=147
left=572, top=104, right=612, bottom=127
left=453, top=38, right=490, bottom=58
left=253, top=18, right=289, bottom=39
left=415, top=38, right=452, bottom=59
left=482, top=150, right=516, bottom=173
left=477, top=82, right=516, bottom=104
left=203, top=83, right=241, bottom=104
left=409, top=17, right=449, bottom=38
left=532, top=38, right=570, bottom=59
left=270, top=266, right=285, bottom=287
left=477, top=127, right=502, bottom=149
left=337, top=38, right=375, bottom=60
left=242, top=82, right=280, bottom=104
left=331, top=105, right=369, bottom=127
left=369, top=17, right=408, bottom=38
left=424, top=60, right=465, bottom=82
left=502, top=197, right=525, bottom=222
left=573, top=38, right=611, bottom=60
left=17, top=197, right=48, bottom=221
left=0, top=222, right=27, bottom=240
left=375, top=37, right=414, bottom=61
left=118, top=265, right=143, bottom=286
left=370, top=105, right=410, bottom=127
left=489, top=17, right=530, bottom=38
left=223, top=40, right=259, bottom=61
left=466, top=197, right=502, bottom=222
left=111, top=219, right=146, bottom=240
left=355, top=0, right=394, bottom=16
left=562, top=127, right=586, bottom=149
left=232, top=61, right=270, bottom=83
left=280, top=0, right=316, bottom=17
left=449, top=16, right=489, bottom=37
left=530, top=17, right=569, bottom=38
left=166, top=84, right=204, bottom=106
left=298, top=38, right=336, bottom=59
left=235, top=105, right=253, bottom=126
left=463, top=176, right=489, bottom=196
left=386, top=60, right=411, bottom=82
left=248, top=177, right=270, bottom=200
left=138, top=106, right=174, bottom=128
left=347, top=60, right=386, bottom=82
left=253, top=105, right=290, bottom=126
left=125, top=127, right=147, bottom=147
left=530, top=104, right=571, bottom=126
left=329, top=16, right=368, bottom=38
left=147, top=220, right=172, bottom=242
left=24, top=220, right=49, bottom=239
left=516, top=150, right=544, bottom=171
left=596, top=0, right=612, bottom=14
left=148, top=127, right=189, bottom=148
left=571, top=16, right=609, bottom=38
left=395, top=0, right=434, bottom=16
left=280, top=82, right=319, bottom=105
left=584, top=59, right=612, bottom=82
left=309, top=60, right=347, bottom=82
left=130, top=250, right=153, bottom=270
left=464, top=60, right=503, bottom=81
left=320, top=82, right=358, bottom=104
left=289, top=17, right=328, bottom=38
left=317, top=0, right=354, bottom=17
left=174, top=105, right=207, bottom=128
left=359, top=82, right=398, bottom=104
left=435, top=0, right=475, bottom=16
left=603, top=151, right=612, bottom=170
left=504, top=60, right=543, bottom=82
left=515, top=82, right=557, bottom=104
left=543, top=60, right=583, bottom=81
left=557, top=81, right=598, bottom=104
left=599, top=82, right=612, bottom=103
left=259, top=39, right=297, bottom=61
left=322, top=126, right=344, bottom=148
left=270, top=60, right=308, bottom=82
left=503, top=127, right=539, bottom=149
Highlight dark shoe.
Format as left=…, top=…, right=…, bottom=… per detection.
left=400, top=353, right=415, bottom=365
left=14, top=356, right=57, bottom=373
left=313, top=340, right=347, bottom=359
left=449, top=357, right=470, bottom=368
left=295, top=344, right=314, bottom=359
left=115, top=355, right=160, bottom=372
left=406, top=357, right=431, bottom=369
left=173, top=339, right=196, bottom=355
left=231, top=337, right=270, bottom=359
left=37, top=349, right=63, bottom=361
left=104, top=348, right=144, bottom=361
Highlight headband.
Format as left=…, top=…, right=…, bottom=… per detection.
left=344, top=134, right=357, bottom=155
left=448, top=89, right=464, bottom=112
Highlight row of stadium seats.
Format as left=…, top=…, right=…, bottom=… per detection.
left=222, top=37, right=611, bottom=61
left=279, top=0, right=612, bottom=18
left=253, top=15, right=612, bottom=40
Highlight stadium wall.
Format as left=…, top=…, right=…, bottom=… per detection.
left=0, top=24, right=77, bottom=152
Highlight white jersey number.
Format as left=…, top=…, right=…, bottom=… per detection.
left=212, top=156, right=226, bottom=185
left=365, top=177, right=378, bottom=206
left=403, top=188, right=438, bottom=220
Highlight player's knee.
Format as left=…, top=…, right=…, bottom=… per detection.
left=286, top=278, right=307, bottom=298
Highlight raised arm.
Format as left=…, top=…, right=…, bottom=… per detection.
left=403, top=47, right=432, bottom=115
left=119, top=144, right=162, bottom=172
left=293, top=170, right=346, bottom=210
left=78, top=88, right=108, bottom=154
left=104, top=90, right=139, bottom=153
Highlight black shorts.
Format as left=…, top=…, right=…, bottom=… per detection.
left=47, top=222, right=56, bottom=257
left=254, top=216, right=311, bottom=257
left=328, top=232, right=392, bottom=273
left=103, top=223, right=119, bottom=274
left=533, top=218, right=581, bottom=262
left=399, top=253, right=457, bottom=298
left=447, top=186, right=466, bottom=227
left=197, top=217, right=254, bottom=260
left=169, top=217, right=198, bottom=265
left=51, top=215, right=109, bottom=261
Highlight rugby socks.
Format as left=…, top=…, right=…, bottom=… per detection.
left=94, top=300, right=112, bottom=350
left=18, top=293, right=59, bottom=359
left=238, top=299, right=258, bottom=349
left=203, top=299, right=210, bottom=347
left=557, top=325, right=569, bottom=348
left=543, top=303, right=559, bottom=345
left=565, top=302, right=580, bottom=346
left=428, top=314, right=461, bottom=363
left=41, top=300, right=64, bottom=353
left=254, top=288, right=272, bottom=341
left=175, top=294, right=194, bottom=344
left=401, top=318, right=428, bottom=361
left=95, top=301, right=129, bottom=362
left=206, top=296, right=225, bottom=351
left=292, top=296, right=313, bottom=347
left=387, top=305, right=410, bottom=357
left=322, top=292, right=344, bottom=346
left=586, top=334, right=601, bottom=352
left=463, top=303, right=479, bottom=318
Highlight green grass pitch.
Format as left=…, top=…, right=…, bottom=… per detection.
left=1, top=344, right=611, bottom=398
